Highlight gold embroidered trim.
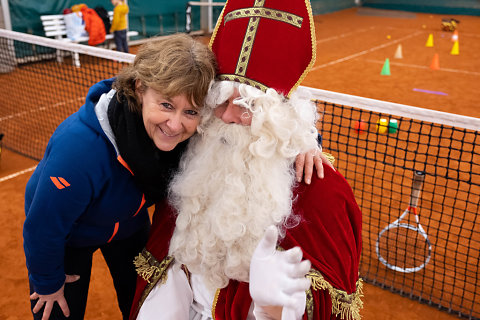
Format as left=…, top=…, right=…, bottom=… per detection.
left=235, top=12, right=260, bottom=76
left=218, top=74, right=269, bottom=92
left=225, top=8, right=303, bottom=28
left=322, top=152, right=335, bottom=165
left=221, top=0, right=306, bottom=84
left=211, top=289, right=221, bottom=319
left=208, top=0, right=229, bottom=49
left=305, top=286, right=314, bottom=320
left=133, top=249, right=174, bottom=312
left=306, top=269, right=364, bottom=320
left=288, top=0, right=317, bottom=98
left=254, top=0, right=265, bottom=8
left=133, top=249, right=172, bottom=283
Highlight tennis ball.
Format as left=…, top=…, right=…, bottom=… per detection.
left=387, top=35, right=391, bottom=39
left=376, top=118, right=388, bottom=134
left=388, top=119, right=398, bottom=133
left=353, top=120, right=367, bottom=134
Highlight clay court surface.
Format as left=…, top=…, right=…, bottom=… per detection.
left=1, top=7, right=478, bottom=320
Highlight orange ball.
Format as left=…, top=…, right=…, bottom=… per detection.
left=354, top=120, right=367, bottom=134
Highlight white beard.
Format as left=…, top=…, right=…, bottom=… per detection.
left=168, top=118, right=298, bottom=290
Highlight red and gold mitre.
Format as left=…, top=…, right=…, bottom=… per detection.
left=209, top=0, right=316, bottom=97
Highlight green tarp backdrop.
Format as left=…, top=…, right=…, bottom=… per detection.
left=9, top=0, right=358, bottom=37
left=9, top=0, right=192, bottom=36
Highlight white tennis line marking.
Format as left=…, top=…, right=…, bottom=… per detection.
left=316, top=26, right=376, bottom=44
left=0, top=97, right=84, bottom=122
left=311, top=30, right=423, bottom=71
left=364, top=59, right=480, bottom=76
left=0, top=165, right=37, bottom=183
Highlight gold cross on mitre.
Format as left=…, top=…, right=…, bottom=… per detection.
left=222, top=0, right=304, bottom=87
left=210, top=0, right=316, bottom=96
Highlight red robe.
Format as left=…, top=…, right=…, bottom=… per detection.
left=130, top=165, right=363, bottom=320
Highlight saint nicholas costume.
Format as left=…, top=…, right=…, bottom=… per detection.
left=130, top=0, right=363, bottom=319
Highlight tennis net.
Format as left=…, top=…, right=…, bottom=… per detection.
left=0, top=29, right=134, bottom=160
left=1, top=29, right=479, bottom=319
left=300, top=86, right=480, bottom=320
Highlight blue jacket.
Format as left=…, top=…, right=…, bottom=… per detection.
left=24, top=79, right=151, bottom=295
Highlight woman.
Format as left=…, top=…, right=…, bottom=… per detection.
left=24, top=34, right=217, bottom=320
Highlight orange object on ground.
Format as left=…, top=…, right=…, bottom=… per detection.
left=451, top=30, right=459, bottom=42
left=430, top=53, right=440, bottom=70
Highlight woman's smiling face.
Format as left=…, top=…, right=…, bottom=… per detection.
left=138, top=84, right=200, bottom=151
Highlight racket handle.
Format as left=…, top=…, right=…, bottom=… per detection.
left=410, top=171, right=425, bottom=207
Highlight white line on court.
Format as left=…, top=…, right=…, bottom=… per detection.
left=364, top=59, right=480, bottom=76
left=0, top=97, right=84, bottom=122
left=316, top=26, right=376, bottom=44
left=311, top=30, right=423, bottom=71
left=0, top=165, right=37, bottom=183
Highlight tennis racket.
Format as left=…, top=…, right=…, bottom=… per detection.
left=375, top=170, right=432, bottom=273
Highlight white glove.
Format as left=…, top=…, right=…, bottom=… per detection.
left=250, top=225, right=311, bottom=319
left=280, top=292, right=307, bottom=320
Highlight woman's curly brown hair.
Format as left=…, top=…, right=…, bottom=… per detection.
left=113, top=34, right=217, bottom=113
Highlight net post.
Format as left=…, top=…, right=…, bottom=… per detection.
left=0, top=0, right=12, bottom=30
left=186, top=3, right=192, bottom=33
left=199, top=0, right=210, bottom=33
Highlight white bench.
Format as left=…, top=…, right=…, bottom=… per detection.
left=40, top=11, right=138, bottom=67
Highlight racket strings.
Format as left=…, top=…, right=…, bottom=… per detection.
left=377, top=224, right=431, bottom=272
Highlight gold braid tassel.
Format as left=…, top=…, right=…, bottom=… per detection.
left=306, top=269, right=364, bottom=320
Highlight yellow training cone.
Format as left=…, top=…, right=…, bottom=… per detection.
left=425, top=33, right=434, bottom=47
left=450, top=41, right=459, bottom=55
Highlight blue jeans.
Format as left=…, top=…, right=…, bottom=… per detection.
left=114, top=29, right=129, bottom=53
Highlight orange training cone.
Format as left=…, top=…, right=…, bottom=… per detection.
left=380, top=58, right=391, bottom=75
left=425, top=33, right=434, bottom=47
left=394, top=44, right=403, bottom=59
left=450, top=41, right=459, bottom=55
left=451, top=30, right=459, bottom=42
left=430, top=53, right=440, bottom=70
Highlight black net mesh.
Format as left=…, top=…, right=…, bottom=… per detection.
left=0, top=31, right=131, bottom=160
left=315, top=99, right=480, bottom=320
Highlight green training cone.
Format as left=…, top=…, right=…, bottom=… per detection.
left=380, top=58, right=391, bottom=76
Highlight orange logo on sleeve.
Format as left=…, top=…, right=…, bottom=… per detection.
left=50, top=177, right=71, bottom=189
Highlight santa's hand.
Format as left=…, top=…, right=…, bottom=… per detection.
left=249, top=226, right=311, bottom=313
left=281, top=291, right=307, bottom=320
